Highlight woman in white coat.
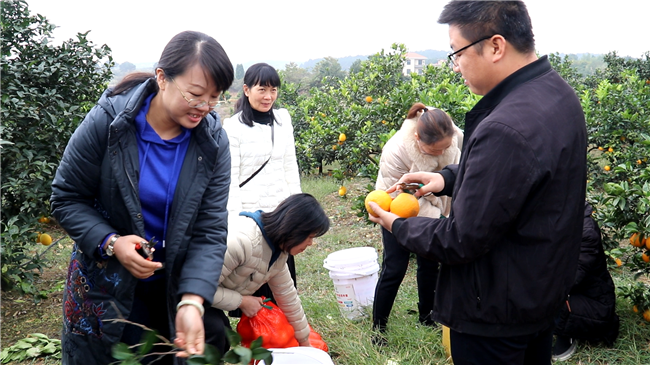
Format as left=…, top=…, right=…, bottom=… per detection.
left=206, top=193, right=330, bottom=354
left=372, top=102, right=463, bottom=341
left=223, top=63, right=302, bottom=303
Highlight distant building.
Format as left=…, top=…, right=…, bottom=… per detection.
left=403, top=52, right=427, bottom=76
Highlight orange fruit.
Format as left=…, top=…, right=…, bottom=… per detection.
left=642, top=253, right=650, bottom=263
left=598, top=146, right=604, bottom=151
left=608, top=147, right=614, bottom=153
left=644, top=309, right=650, bottom=322
left=332, top=145, right=337, bottom=150
left=36, top=233, right=42, bottom=243
left=604, top=165, right=611, bottom=171
left=645, top=237, right=650, bottom=250
left=40, top=233, right=53, bottom=246
left=365, top=190, right=392, bottom=217
left=631, top=233, right=643, bottom=247
left=633, top=305, right=639, bottom=313
left=38, top=216, right=50, bottom=223
left=390, top=193, right=420, bottom=218
left=365, top=96, right=373, bottom=103
left=338, top=186, right=347, bottom=197
left=615, top=258, right=622, bottom=267
left=637, top=160, right=643, bottom=165
left=338, top=133, right=346, bottom=142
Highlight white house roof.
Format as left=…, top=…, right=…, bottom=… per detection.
left=405, top=52, right=427, bottom=59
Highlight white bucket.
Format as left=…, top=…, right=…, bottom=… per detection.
left=257, top=347, right=334, bottom=365
left=323, top=247, right=380, bottom=320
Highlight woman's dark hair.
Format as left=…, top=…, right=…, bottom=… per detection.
left=438, top=0, right=535, bottom=54
left=407, top=102, right=455, bottom=145
left=261, top=193, right=330, bottom=253
left=234, top=63, right=281, bottom=127
left=110, top=31, right=234, bottom=96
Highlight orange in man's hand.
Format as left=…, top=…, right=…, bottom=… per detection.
left=365, top=190, right=392, bottom=217
left=390, top=193, right=420, bottom=218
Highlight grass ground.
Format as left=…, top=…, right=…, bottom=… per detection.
left=2, top=175, right=650, bottom=364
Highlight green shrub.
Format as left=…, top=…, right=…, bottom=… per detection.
left=0, top=0, right=113, bottom=294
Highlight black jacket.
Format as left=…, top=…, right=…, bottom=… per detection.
left=393, top=56, right=587, bottom=337
left=51, top=79, right=231, bottom=363
left=554, top=203, right=619, bottom=345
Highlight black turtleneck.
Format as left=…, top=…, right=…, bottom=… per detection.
left=252, top=109, right=274, bottom=125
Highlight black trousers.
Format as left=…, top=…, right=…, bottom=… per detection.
left=121, top=278, right=174, bottom=365
left=372, top=227, right=439, bottom=330
left=203, top=307, right=232, bottom=356
left=450, top=325, right=554, bottom=365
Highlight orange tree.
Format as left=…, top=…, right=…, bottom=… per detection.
left=581, top=52, right=650, bottom=316
left=1, top=0, right=113, bottom=295
left=286, top=44, right=478, bottom=217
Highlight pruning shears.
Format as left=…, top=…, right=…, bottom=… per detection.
left=396, top=182, right=424, bottom=191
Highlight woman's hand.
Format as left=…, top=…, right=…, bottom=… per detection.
left=174, top=294, right=205, bottom=358
left=388, top=172, right=445, bottom=198
left=112, top=235, right=162, bottom=279
left=239, top=295, right=265, bottom=318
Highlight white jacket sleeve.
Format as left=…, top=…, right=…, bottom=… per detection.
left=277, top=109, right=302, bottom=195
left=268, top=265, right=310, bottom=346
left=376, top=135, right=410, bottom=193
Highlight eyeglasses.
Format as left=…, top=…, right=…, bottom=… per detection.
left=447, top=35, right=495, bottom=69
left=170, top=78, right=220, bottom=109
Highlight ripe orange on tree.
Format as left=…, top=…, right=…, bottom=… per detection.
left=364, top=190, right=392, bottom=217
left=608, top=147, right=614, bottom=153
left=365, top=96, right=373, bottom=103
left=645, top=237, right=650, bottom=250
left=390, top=193, right=420, bottom=218
left=642, top=253, right=650, bottom=263
left=604, top=165, right=611, bottom=171
left=630, top=233, right=643, bottom=247
left=38, top=216, right=50, bottom=224
left=633, top=305, right=639, bottom=313
left=338, top=133, right=346, bottom=142
left=40, top=233, right=53, bottom=246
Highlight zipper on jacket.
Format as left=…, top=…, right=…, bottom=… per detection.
left=473, top=264, right=482, bottom=310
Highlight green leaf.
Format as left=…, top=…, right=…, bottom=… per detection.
left=111, top=342, right=134, bottom=360
left=250, top=336, right=264, bottom=349
left=202, top=344, right=222, bottom=364
left=222, top=350, right=240, bottom=364
left=186, top=355, right=208, bottom=365
left=233, top=346, right=252, bottom=364
left=138, top=329, right=158, bottom=355
left=225, top=327, right=242, bottom=345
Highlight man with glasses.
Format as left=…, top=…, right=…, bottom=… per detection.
left=368, top=1, right=587, bottom=363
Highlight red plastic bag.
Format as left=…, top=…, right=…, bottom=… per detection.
left=237, top=297, right=299, bottom=348
left=308, top=325, right=328, bottom=352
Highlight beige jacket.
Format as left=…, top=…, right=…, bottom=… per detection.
left=212, top=215, right=310, bottom=345
left=376, top=116, right=463, bottom=218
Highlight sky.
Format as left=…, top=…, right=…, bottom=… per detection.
left=24, top=0, right=650, bottom=69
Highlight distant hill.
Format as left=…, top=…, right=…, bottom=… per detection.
left=299, top=49, right=449, bottom=70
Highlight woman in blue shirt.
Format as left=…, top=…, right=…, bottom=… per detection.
left=51, top=31, right=234, bottom=364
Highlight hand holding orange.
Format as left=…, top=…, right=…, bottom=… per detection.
left=365, top=190, right=419, bottom=218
